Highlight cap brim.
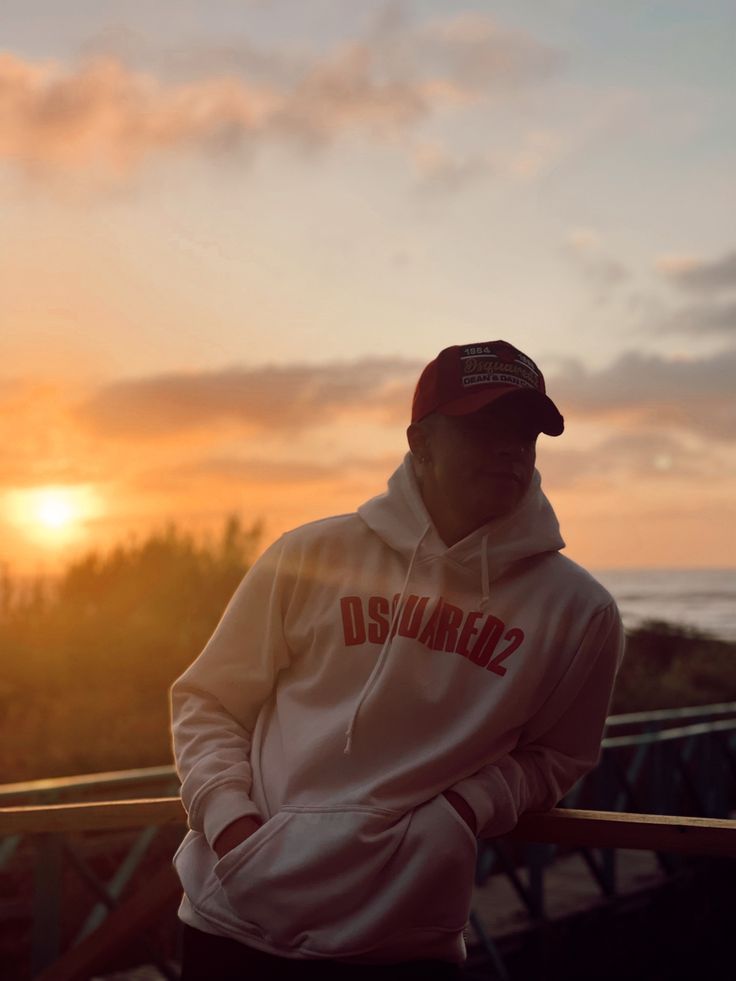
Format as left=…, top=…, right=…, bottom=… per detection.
left=438, top=386, right=564, bottom=436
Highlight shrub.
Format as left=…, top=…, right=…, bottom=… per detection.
left=0, top=516, right=259, bottom=781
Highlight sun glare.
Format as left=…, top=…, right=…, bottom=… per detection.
left=5, top=484, right=103, bottom=547
left=37, top=491, right=75, bottom=529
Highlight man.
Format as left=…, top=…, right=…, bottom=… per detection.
left=171, top=340, right=625, bottom=980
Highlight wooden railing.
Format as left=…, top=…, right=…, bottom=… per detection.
left=1, top=797, right=734, bottom=981
left=2, top=797, right=736, bottom=855
left=2, top=798, right=736, bottom=981
left=3, top=701, right=736, bottom=980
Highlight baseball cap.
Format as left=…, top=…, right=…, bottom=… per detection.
left=411, top=340, right=564, bottom=436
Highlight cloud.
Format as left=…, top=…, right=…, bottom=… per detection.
left=75, top=344, right=736, bottom=447
left=132, top=451, right=400, bottom=493
left=660, top=299, right=736, bottom=337
left=538, top=431, right=717, bottom=489
left=145, top=8, right=559, bottom=97
left=550, top=348, right=736, bottom=439
left=415, top=13, right=560, bottom=92
left=658, top=250, right=736, bottom=293
left=650, top=247, right=736, bottom=339
left=0, top=13, right=560, bottom=180
left=263, top=44, right=430, bottom=146
left=80, top=23, right=310, bottom=90
left=413, top=129, right=564, bottom=189
left=0, top=52, right=275, bottom=179
left=76, top=358, right=419, bottom=438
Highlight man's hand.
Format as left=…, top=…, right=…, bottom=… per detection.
left=442, top=790, right=477, bottom=835
left=213, top=815, right=264, bottom=859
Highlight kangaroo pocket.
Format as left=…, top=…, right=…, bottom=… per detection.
left=207, top=793, right=478, bottom=956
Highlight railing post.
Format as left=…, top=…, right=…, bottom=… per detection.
left=599, top=754, right=617, bottom=894
left=525, top=842, right=547, bottom=920
left=30, top=833, right=63, bottom=976
left=703, top=732, right=719, bottom=816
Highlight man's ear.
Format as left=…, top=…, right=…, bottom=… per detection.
left=406, top=422, right=429, bottom=461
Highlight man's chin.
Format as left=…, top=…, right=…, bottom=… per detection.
left=475, top=490, right=525, bottom=523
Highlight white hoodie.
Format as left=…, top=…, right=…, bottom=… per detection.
left=170, top=455, right=624, bottom=965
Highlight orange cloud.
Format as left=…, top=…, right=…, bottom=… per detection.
left=75, top=359, right=419, bottom=437
left=0, top=15, right=559, bottom=180
left=73, top=347, right=736, bottom=445
left=130, top=452, right=402, bottom=495
left=0, top=52, right=276, bottom=177
left=0, top=48, right=458, bottom=178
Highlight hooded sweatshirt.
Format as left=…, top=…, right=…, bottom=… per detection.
left=170, top=455, right=625, bottom=965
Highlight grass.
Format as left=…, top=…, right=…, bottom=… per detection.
left=610, top=618, right=736, bottom=713
left=1, top=516, right=260, bottom=782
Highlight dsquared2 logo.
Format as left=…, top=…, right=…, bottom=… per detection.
left=339, top=594, right=524, bottom=676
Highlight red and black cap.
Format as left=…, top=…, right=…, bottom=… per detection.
left=411, top=340, right=564, bottom=436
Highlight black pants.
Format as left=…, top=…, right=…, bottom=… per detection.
left=180, top=924, right=464, bottom=980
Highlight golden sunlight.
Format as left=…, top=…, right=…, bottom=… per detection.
left=37, top=491, right=75, bottom=529
left=5, top=485, right=104, bottom=547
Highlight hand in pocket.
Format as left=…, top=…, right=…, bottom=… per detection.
left=442, top=790, right=477, bottom=834
left=213, top=815, right=264, bottom=859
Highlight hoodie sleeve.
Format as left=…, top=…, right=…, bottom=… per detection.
left=447, top=600, right=625, bottom=840
left=169, top=537, right=293, bottom=849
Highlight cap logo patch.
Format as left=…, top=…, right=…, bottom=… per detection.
left=460, top=352, right=540, bottom=392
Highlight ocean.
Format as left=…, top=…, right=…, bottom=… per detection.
left=592, top=568, right=736, bottom=643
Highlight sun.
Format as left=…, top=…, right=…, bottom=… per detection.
left=5, top=484, right=103, bottom=547
left=36, top=491, right=76, bottom=529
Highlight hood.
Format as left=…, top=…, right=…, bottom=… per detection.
left=358, top=452, right=565, bottom=583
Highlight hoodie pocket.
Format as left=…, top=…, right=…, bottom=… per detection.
left=207, top=794, right=477, bottom=956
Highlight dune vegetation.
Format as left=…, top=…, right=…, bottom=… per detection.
left=0, top=516, right=260, bottom=783
left=609, top=618, right=736, bottom=714
left=1, top=517, right=734, bottom=783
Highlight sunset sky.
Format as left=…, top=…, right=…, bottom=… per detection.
left=2, top=0, right=735, bottom=574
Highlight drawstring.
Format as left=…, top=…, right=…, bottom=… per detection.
left=343, top=524, right=431, bottom=755
left=480, top=533, right=491, bottom=611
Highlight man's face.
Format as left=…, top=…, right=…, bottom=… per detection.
left=410, top=394, right=539, bottom=540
